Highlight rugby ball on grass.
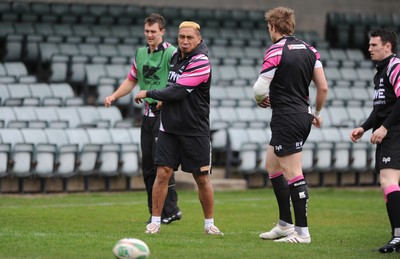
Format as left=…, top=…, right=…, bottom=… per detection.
left=113, top=238, right=150, bottom=259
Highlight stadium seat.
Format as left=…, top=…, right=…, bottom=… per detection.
left=3, top=34, right=23, bottom=61
left=56, top=107, right=83, bottom=128
left=0, top=143, right=11, bottom=178
left=6, top=83, right=35, bottom=105
left=321, top=127, right=352, bottom=185
left=33, top=107, right=61, bottom=127
left=235, top=107, right=259, bottom=127
left=49, top=83, right=76, bottom=104
left=64, top=128, right=100, bottom=191
left=109, top=128, right=140, bottom=178
left=3, top=62, right=28, bottom=79
left=97, top=106, right=125, bottom=128
left=0, top=128, right=34, bottom=192
left=327, top=106, right=354, bottom=127
left=237, top=142, right=262, bottom=185
left=225, top=128, right=250, bottom=177
left=76, top=106, right=105, bottom=128
left=28, top=83, right=52, bottom=104
left=331, top=86, right=354, bottom=107
left=13, top=106, right=38, bottom=122
left=86, top=128, right=120, bottom=189
left=214, top=107, right=240, bottom=127
left=0, top=107, right=16, bottom=127
left=38, top=42, right=60, bottom=64
left=21, top=128, right=56, bottom=180
left=0, top=84, right=10, bottom=105
left=302, top=142, right=316, bottom=174
left=45, top=128, right=78, bottom=181
left=307, top=128, right=333, bottom=185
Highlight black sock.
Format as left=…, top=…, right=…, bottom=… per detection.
left=386, top=190, right=400, bottom=236
left=270, top=173, right=292, bottom=224
left=289, top=178, right=309, bottom=227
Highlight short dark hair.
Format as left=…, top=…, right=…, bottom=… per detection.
left=144, top=13, right=166, bottom=30
left=370, top=28, right=398, bottom=54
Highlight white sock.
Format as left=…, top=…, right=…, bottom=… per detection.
left=394, top=228, right=400, bottom=237
left=151, top=216, right=161, bottom=225
left=279, top=220, right=293, bottom=227
left=205, top=218, right=214, bottom=229
left=295, top=226, right=310, bottom=237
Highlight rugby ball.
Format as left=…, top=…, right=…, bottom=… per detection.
left=113, top=238, right=150, bottom=259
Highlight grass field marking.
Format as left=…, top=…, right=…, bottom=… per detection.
left=0, top=196, right=273, bottom=209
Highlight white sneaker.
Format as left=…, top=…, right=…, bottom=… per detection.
left=274, top=231, right=311, bottom=244
left=259, top=224, right=294, bottom=240
left=205, top=225, right=224, bottom=236
left=145, top=222, right=160, bottom=234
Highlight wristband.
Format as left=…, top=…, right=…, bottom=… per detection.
left=314, top=110, right=321, bottom=118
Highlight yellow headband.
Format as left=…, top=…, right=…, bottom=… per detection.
left=179, top=21, right=201, bottom=31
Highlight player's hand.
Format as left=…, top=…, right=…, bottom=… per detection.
left=350, top=127, right=364, bottom=143
left=134, top=90, right=147, bottom=104
left=156, top=101, right=163, bottom=110
left=371, top=125, right=387, bottom=144
left=104, top=95, right=115, bottom=107
left=257, top=96, right=270, bottom=108
left=312, top=115, right=323, bottom=128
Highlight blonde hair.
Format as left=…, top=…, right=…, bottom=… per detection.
left=265, top=7, right=295, bottom=35
left=179, top=21, right=201, bottom=31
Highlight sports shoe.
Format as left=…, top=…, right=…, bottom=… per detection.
left=205, top=225, right=224, bottom=236
left=274, top=231, right=311, bottom=244
left=145, top=222, right=160, bottom=234
left=259, top=224, right=294, bottom=240
left=378, top=237, right=400, bottom=253
left=162, top=211, right=182, bottom=224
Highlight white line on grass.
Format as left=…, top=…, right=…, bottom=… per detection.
left=1, top=197, right=272, bottom=209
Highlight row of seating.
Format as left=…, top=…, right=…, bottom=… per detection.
left=212, top=126, right=376, bottom=186
left=0, top=82, right=84, bottom=106
left=0, top=106, right=135, bottom=129
left=326, top=12, right=400, bottom=50
left=0, top=2, right=266, bottom=29
left=211, top=105, right=370, bottom=130
left=0, top=61, right=36, bottom=83
left=0, top=127, right=141, bottom=192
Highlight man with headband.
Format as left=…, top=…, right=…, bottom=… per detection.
left=135, top=21, right=223, bottom=236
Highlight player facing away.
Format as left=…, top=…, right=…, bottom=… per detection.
left=253, top=7, right=328, bottom=244
left=135, top=21, right=223, bottom=236
left=350, top=28, right=400, bottom=253
left=104, top=13, right=181, bottom=224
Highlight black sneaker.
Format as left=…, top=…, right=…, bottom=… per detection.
left=162, top=211, right=182, bottom=224
left=378, top=237, right=400, bottom=253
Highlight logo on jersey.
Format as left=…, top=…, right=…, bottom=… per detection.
left=275, top=145, right=282, bottom=151
left=142, top=65, right=160, bottom=80
left=296, top=141, right=303, bottom=149
left=168, top=70, right=181, bottom=83
left=287, top=44, right=306, bottom=50
left=374, top=88, right=385, bottom=99
left=379, top=78, right=384, bottom=87
left=373, top=88, right=386, bottom=105
left=382, top=157, right=391, bottom=164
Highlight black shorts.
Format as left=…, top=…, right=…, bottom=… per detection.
left=375, top=129, right=400, bottom=172
left=269, top=113, right=313, bottom=157
left=155, top=131, right=212, bottom=175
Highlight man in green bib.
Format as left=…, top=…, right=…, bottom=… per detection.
left=105, top=13, right=181, bottom=224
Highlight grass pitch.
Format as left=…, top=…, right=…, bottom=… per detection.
left=0, top=188, right=396, bottom=258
